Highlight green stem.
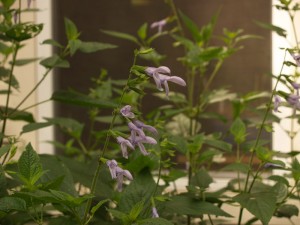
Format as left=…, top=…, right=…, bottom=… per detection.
left=1, top=42, right=20, bottom=163
left=288, top=12, right=299, bottom=50
left=9, top=68, right=52, bottom=116
left=237, top=50, right=287, bottom=225
left=82, top=51, right=139, bottom=224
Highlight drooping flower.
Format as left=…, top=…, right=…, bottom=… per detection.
left=145, top=66, right=186, bottom=97
left=128, top=122, right=146, bottom=141
left=106, top=159, right=118, bottom=179
left=150, top=18, right=167, bottom=33
left=115, top=167, right=133, bottom=192
left=116, top=136, right=134, bottom=159
left=133, top=120, right=158, bottom=136
left=120, top=105, right=135, bottom=118
left=287, top=94, right=300, bottom=108
left=129, top=135, right=157, bottom=156
left=152, top=207, right=159, bottom=218
left=291, top=52, right=300, bottom=67
left=273, top=95, right=281, bottom=112
left=292, top=82, right=300, bottom=95
left=106, top=160, right=133, bottom=192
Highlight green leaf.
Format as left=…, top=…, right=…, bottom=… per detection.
left=276, top=204, right=299, bottom=218
left=91, top=199, right=110, bottom=214
left=1, top=0, right=15, bottom=9
left=40, top=54, right=70, bottom=68
left=129, top=200, right=145, bottom=221
left=11, top=58, right=40, bottom=66
left=0, top=107, right=34, bottom=123
left=46, top=117, right=83, bottom=139
left=255, top=20, right=287, bottom=37
left=191, top=168, right=213, bottom=189
left=230, top=117, right=246, bottom=144
left=18, top=143, right=43, bottom=186
left=0, top=67, right=19, bottom=89
left=0, top=144, right=11, bottom=158
left=291, top=158, right=300, bottom=181
left=204, top=137, right=232, bottom=152
left=39, top=155, right=77, bottom=195
left=165, top=195, right=232, bottom=217
left=42, top=39, right=64, bottom=48
left=52, top=90, right=118, bottom=108
left=233, top=192, right=277, bottom=225
left=69, top=39, right=81, bottom=56
left=0, top=197, right=26, bottom=212
left=179, top=11, right=201, bottom=42
left=0, top=165, right=7, bottom=197
left=64, top=18, right=80, bottom=40
left=101, top=29, right=140, bottom=45
left=137, top=23, right=148, bottom=40
left=5, top=23, right=43, bottom=41
left=78, top=41, right=117, bottom=53
left=188, top=134, right=204, bottom=154
left=221, top=162, right=250, bottom=174
left=21, top=122, right=52, bottom=134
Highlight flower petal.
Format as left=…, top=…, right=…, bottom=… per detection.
left=167, top=76, right=186, bottom=86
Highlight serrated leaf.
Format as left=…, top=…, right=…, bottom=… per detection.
left=101, top=29, right=140, bottom=45
left=233, top=192, right=277, bottom=225
left=191, top=168, right=213, bottom=189
left=165, top=195, right=232, bottom=217
left=230, top=117, right=246, bottom=144
left=18, top=143, right=43, bottom=186
left=0, top=197, right=26, bottom=212
left=52, top=90, right=118, bottom=108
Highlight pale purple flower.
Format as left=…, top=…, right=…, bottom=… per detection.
left=291, top=53, right=300, bottom=67
left=287, top=94, right=300, bottom=107
left=13, top=11, right=18, bottom=24
left=133, top=120, right=158, bottom=136
left=115, top=167, right=133, bottom=192
left=150, top=19, right=167, bottom=33
left=152, top=207, right=159, bottom=218
left=129, top=135, right=157, bottom=156
left=292, top=82, right=300, bottom=95
left=117, top=136, right=134, bottom=159
left=145, top=66, right=186, bottom=97
left=106, top=159, right=118, bottom=179
left=264, top=162, right=284, bottom=169
left=273, top=95, right=281, bottom=112
left=128, top=122, right=146, bottom=141
left=120, top=105, right=135, bottom=118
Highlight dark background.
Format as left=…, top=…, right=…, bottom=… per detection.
left=52, top=0, right=271, bottom=147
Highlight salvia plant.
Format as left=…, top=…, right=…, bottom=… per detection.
left=1, top=0, right=300, bottom=225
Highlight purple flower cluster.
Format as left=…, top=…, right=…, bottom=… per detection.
left=117, top=105, right=158, bottom=158
left=106, top=105, right=158, bottom=192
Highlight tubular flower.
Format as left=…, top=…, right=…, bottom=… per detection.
left=106, top=159, right=118, bottom=179
left=129, top=135, right=157, bottom=156
left=292, top=82, right=300, bottom=95
left=115, top=167, right=133, bottom=192
left=128, top=122, right=146, bottom=140
left=133, top=120, right=158, bottom=136
left=273, top=95, right=281, bottom=112
left=287, top=94, right=300, bottom=108
left=116, top=136, right=134, bottom=159
left=106, top=160, right=133, bottom=192
left=150, top=18, right=167, bottom=33
left=291, top=53, right=300, bottom=67
left=120, top=105, right=135, bottom=118
left=145, top=66, right=186, bottom=97
left=152, top=207, right=159, bottom=218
